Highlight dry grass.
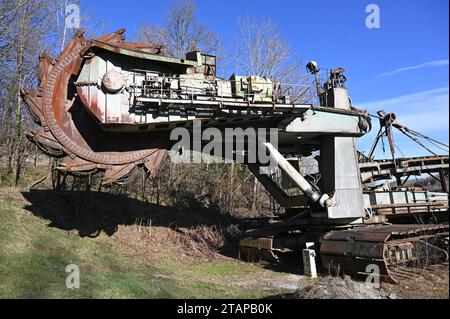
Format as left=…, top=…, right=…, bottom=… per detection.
left=0, top=187, right=281, bottom=298
left=112, top=224, right=228, bottom=262
left=382, top=266, right=449, bottom=299
left=271, top=276, right=394, bottom=299
left=2, top=166, right=448, bottom=299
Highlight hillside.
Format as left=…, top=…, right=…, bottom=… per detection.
left=0, top=167, right=302, bottom=298
left=0, top=167, right=448, bottom=299
left=0, top=193, right=292, bottom=298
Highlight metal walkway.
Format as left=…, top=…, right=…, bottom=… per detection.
left=359, top=155, right=449, bottom=186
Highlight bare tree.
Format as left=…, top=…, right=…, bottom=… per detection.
left=231, top=16, right=310, bottom=103
left=136, top=0, right=222, bottom=59
left=0, top=0, right=58, bottom=181
left=230, top=17, right=314, bottom=210
left=0, top=0, right=108, bottom=184
left=42, top=1, right=109, bottom=56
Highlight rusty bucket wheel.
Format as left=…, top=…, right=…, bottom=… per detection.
left=22, top=30, right=168, bottom=185
left=41, top=33, right=156, bottom=166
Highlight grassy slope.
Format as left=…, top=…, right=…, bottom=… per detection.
left=0, top=165, right=283, bottom=299
left=0, top=167, right=447, bottom=299
left=0, top=187, right=283, bottom=298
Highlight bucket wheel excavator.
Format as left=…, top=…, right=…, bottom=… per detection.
left=22, top=29, right=449, bottom=283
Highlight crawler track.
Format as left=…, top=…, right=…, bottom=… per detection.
left=320, top=224, right=449, bottom=283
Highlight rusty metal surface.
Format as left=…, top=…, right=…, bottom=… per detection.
left=97, top=28, right=164, bottom=55
left=22, top=28, right=372, bottom=185
left=320, top=224, right=449, bottom=283
left=240, top=221, right=449, bottom=283
left=23, top=28, right=449, bottom=284
left=21, top=29, right=168, bottom=184
left=360, top=154, right=449, bottom=184
left=322, top=224, right=449, bottom=242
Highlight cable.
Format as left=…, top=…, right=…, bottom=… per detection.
left=404, top=128, right=448, bottom=152
left=368, top=113, right=383, bottom=119
left=398, top=128, right=437, bottom=156
left=405, top=127, right=449, bottom=148
left=366, top=111, right=448, bottom=156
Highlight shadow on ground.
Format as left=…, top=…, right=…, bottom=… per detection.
left=21, top=189, right=236, bottom=236
left=20, top=189, right=304, bottom=272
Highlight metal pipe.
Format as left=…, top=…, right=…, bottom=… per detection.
left=262, top=142, right=332, bottom=208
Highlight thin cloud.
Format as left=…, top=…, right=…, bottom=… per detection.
left=357, top=87, right=449, bottom=157
left=359, top=87, right=449, bottom=114
left=380, top=59, right=449, bottom=76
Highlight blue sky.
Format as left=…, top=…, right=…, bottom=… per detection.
left=84, top=0, right=448, bottom=157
